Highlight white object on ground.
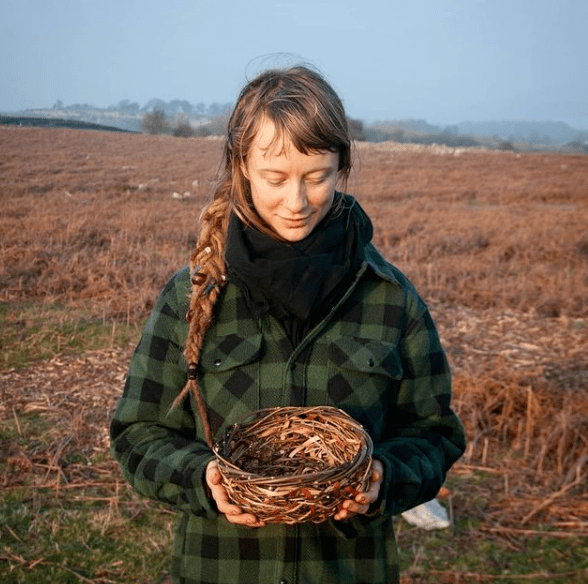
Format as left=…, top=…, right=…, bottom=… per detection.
left=400, top=498, right=451, bottom=530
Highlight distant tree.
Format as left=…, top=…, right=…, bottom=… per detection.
left=347, top=118, right=366, bottom=141
left=168, top=100, right=181, bottom=113
left=179, top=100, right=193, bottom=113
left=117, top=99, right=140, bottom=112
left=363, top=125, right=399, bottom=143
left=392, top=129, right=405, bottom=143
left=193, top=113, right=229, bottom=137
left=193, top=124, right=213, bottom=137
left=142, top=108, right=169, bottom=134
left=168, top=99, right=193, bottom=114
left=499, top=140, right=517, bottom=151
left=207, top=102, right=232, bottom=116
left=142, top=98, right=167, bottom=113
left=173, top=115, right=195, bottom=137
left=443, top=125, right=459, bottom=135
left=65, top=103, right=94, bottom=111
left=208, top=102, right=223, bottom=116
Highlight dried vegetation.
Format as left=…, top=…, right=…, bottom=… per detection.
left=1, top=126, right=588, bottom=581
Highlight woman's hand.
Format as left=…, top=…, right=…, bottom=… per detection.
left=205, top=460, right=267, bottom=528
left=333, top=459, right=384, bottom=521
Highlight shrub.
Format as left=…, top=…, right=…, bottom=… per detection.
left=194, top=113, right=229, bottom=137
left=347, top=118, right=366, bottom=141
left=173, top=115, right=195, bottom=137
left=499, top=140, right=517, bottom=151
left=141, top=108, right=169, bottom=135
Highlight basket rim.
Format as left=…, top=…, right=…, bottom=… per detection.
left=212, top=405, right=374, bottom=485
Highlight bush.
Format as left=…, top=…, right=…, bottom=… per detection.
left=173, top=115, right=195, bottom=137
left=499, top=140, right=517, bottom=151
left=348, top=118, right=366, bottom=141
left=141, top=108, right=169, bottom=135
left=192, top=114, right=229, bottom=137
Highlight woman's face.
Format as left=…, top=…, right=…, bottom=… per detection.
left=244, top=118, right=340, bottom=242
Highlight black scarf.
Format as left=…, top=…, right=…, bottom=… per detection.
left=225, top=193, right=373, bottom=343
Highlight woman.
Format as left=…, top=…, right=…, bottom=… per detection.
left=110, top=65, right=466, bottom=584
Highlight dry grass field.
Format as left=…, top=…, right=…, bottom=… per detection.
left=1, top=125, right=588, bottom=582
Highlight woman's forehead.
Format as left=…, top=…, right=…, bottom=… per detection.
left=250, top=117, right=333, bottom=163
left=251, top=117, right=289, bottom=157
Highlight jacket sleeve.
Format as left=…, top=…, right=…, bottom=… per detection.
left=109, top=269, right=216, bottom=516
left=374, top=293, right=466, bottom=517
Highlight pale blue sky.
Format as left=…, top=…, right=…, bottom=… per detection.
left=1, top=0, right=587, bottom=128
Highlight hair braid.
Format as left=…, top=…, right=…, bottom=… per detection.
left=169, top=65, right=352, bottom=449
left=171, top=191, right=231, bottom=447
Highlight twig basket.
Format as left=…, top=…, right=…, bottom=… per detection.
left=212, top=405, right=373, bottom=524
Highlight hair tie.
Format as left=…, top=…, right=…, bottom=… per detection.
left=187, top=363, right=198, bottom=380
left=191, top=272, right=206, bottom=286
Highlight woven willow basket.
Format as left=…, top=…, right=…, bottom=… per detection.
left=212, top=405, right=373, bottom=524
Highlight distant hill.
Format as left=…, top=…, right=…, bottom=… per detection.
left=1, top=99, right=232, bottom=134
left=363, top=118, right=588, bottom=151
left=2, top=109, right=147, bottom=133
left=455, top=120, right=588, bottom=145
left=0, top=115, right=135, bottom=133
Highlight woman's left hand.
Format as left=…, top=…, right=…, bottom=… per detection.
left=333, top=459, right=384, bottom=521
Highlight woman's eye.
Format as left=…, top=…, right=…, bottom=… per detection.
left=307, top=175, right=328, bottom=186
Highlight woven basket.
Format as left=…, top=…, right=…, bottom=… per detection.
left=212, top=405, right=373, bottom=524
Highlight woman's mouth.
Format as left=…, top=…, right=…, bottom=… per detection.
left=281, top=216, right=310, bottom=225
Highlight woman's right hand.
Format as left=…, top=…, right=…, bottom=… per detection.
left=205, top=460, right=266, bottom=528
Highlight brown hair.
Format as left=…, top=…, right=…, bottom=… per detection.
left=173, top=65, right=353, bottom=445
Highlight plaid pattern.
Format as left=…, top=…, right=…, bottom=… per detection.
left=110, top=242, right=466, bottom=584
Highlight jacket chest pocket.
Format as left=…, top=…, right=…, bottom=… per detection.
left=327, top=337, right=402, bottom=437
left=198, top=333, right=263, bottom=436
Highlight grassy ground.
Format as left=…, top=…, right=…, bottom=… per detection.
left=1, top=306, right=587, bottom=583
left=0, top=301, right=141, bottom=369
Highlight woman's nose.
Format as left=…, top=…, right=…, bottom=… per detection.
left=283, top=181, right=307, bottom=213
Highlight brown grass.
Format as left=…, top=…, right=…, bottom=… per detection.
left=1, top=125, right=588, bottom=535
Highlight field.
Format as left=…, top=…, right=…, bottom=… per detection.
left=1, top=125, right=588, bottom=583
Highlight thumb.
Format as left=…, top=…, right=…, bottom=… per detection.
left=206, top=460, right=222, bottom=485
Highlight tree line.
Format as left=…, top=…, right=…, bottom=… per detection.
left=52, top=99, right=233, bottom=117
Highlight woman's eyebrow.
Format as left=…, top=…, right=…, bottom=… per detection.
left=259, top=166, right=336, bottom=175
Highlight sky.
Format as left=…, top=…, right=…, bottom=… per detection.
left=1, top=0, right=587, bottom=129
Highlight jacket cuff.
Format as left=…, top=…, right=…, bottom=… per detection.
left=185, top=454, right=217, bottom=516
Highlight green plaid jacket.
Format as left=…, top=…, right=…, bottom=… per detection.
left=110, top=243, right=466, bottom=584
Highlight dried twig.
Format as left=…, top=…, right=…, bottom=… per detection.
left=520, top=472, right=587, bottom=526
left=481, top=526, right=584, bottom=539
left=426, top=568, right=588, bottom=581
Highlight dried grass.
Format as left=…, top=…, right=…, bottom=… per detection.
left=1, top=126, right=587, bottom=540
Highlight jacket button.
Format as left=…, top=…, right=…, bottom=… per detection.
left=214, top=358, right=222, bottom=366
left=368, top=357, right=375, bottom=367
left=279, top=580, right=287, bottom=584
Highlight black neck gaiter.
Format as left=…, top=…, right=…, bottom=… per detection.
left=225, top=194, right=373, bottom=343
